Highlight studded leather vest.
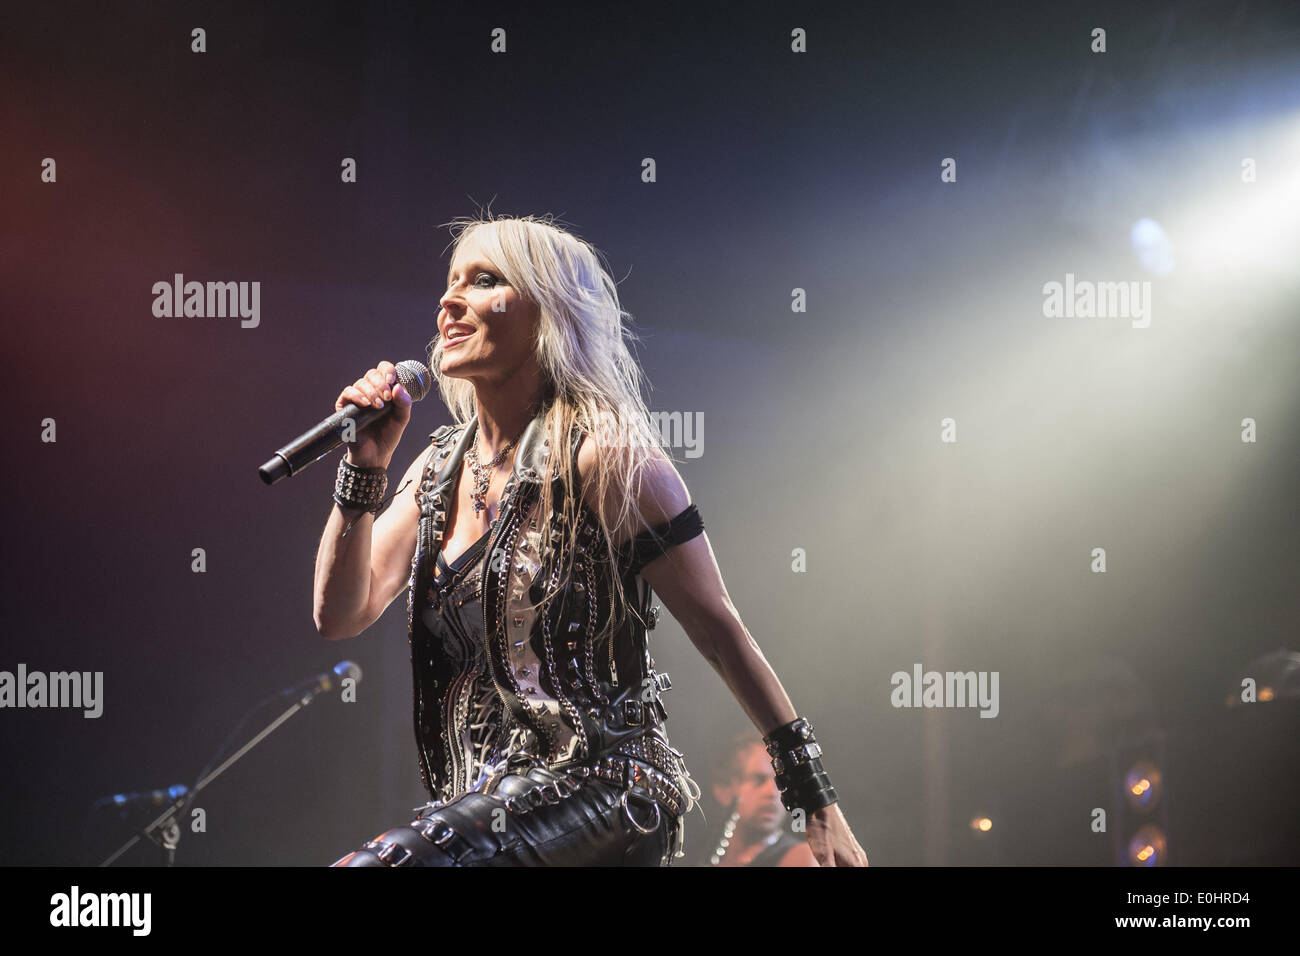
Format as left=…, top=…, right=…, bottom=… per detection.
left=405, top=410, right=688, bottom=805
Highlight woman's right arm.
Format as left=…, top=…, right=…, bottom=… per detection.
left=311, top=359, right=430, bottom=640
left=312, top=447, right=430, bottom=639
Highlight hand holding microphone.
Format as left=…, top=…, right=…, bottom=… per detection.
left=258, top=358, right=430, bottom=484
left=334, top=359, right=415, bottom=470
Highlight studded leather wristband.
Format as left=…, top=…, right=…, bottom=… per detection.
left=763, top=716, right=839, bottom=814
left=334, top=456, right=400, bottom=539
left=334, top=456, right=388, bottom=511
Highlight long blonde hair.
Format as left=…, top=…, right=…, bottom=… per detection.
left=427, top=212, right=671, bottom=634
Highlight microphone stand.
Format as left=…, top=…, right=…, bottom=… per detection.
left=99, top=684, right=334, bottom=867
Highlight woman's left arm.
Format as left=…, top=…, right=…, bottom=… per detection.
left=590, top=442, right=869, bottom=867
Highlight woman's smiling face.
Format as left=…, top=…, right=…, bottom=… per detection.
left=437, top=233, right=539, bottom=382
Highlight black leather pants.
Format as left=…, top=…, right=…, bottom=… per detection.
left=331, top=763, right=675, bottom=867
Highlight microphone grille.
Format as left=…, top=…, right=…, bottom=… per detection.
left=334, top=660, right=363, bottom=684
left=395, top=360, right=432, bottom=402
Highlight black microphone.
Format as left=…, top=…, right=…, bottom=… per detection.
left=258, top=359, right=431, bottom=485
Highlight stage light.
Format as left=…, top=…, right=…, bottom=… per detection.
left=1123, top=759, right=1164, bottom=812
left=1111, top=733, right=1170, bottom=866
left=969, top=816, right=993, bottom=833
left=1126, top=825, right=1168, bottom=867
left=1226, top=650, right=1300, bottom=709
left=1130, top=218, right=1175, bottom=275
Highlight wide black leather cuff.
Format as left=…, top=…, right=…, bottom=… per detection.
left=763, top=717, right=839, bottom=814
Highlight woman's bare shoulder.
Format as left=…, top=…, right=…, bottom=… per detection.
left=575, top=433, right=691, bottom=545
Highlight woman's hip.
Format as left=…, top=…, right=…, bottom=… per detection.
left=329, top=760, right=676, bottom=867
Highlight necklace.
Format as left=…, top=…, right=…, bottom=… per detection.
left=465, top=425, right=524, bottom=516
left=707, top=809, right=784, bottom=865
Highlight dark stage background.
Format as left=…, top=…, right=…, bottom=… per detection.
left=2, top=0, right=1298, bottom=866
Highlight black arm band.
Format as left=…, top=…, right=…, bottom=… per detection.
left=763, top=717, right=839, bottom=814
